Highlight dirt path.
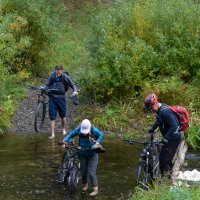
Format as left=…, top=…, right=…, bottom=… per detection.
left=8, top=89, right=78, bottom=134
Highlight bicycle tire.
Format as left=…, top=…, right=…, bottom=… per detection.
left=57, top=151, right=71, bottom=183
left=68, top=167, right=80, bottom=190
left=136, top=160, right=149, bottom=187
left=34, top=101, right=46, bottom=132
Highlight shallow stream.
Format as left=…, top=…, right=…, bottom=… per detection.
left=0, top=133, right=199, bottom=200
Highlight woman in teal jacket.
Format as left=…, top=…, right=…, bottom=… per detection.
left=62, top=119, right=103, bottom=196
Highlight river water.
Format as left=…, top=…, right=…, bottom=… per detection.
left=0, top=133, right=199, bottom=200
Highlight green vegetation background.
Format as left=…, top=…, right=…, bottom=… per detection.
left=0, top=0, right=200, bottom=149
left=0, top=0, right=200, bottom=198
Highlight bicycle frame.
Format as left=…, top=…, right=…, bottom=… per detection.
left=37, top=90, right=47, bottom=105
left=64, top=147, right=80, bottom=174
left=124, top=133, right=162, bottom=185
left=58, top=141, right=80, bottom=187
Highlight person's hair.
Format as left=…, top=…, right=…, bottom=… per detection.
left=54, top=64, right=63, bottom=70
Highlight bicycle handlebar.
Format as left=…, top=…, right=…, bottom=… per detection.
left=26, top=84, right=41, bottom=90
left=123, top=139, right=162, bottom=146
left=27, top=84, right=79, bottom=105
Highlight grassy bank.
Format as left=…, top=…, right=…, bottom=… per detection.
left=131, top=183, right=200, bottom=200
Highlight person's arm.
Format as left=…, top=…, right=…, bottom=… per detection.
left=63, top=126, right=80, bottom=142
left=92, top=127, right=103, bottom=143
left=44, top=74, right=53, bottom=91
left=160, top=109, right=179, bottom=141
left=63, top=74, right=78, bottom=93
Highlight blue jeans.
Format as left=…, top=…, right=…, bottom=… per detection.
left=48, top=96, right=66, bottom=120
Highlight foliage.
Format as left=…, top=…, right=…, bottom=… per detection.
left=186, top=125, right=200, bottom=149
left=0, top=0, right=66, bottom=75
left=0, top=0, right=66, bottom=132
left=48, top=6, right=91, bottom=80
left=81, top=0, right=200, bottom=102
left=131, top=183, right=200, bottom=200
left=76, top=99, right=143, bottom=133
left=0, top=64, right=27, bottom=132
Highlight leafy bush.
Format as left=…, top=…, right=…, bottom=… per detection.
left=0, top=0, right=67, bottom=132
left=186, top=125, right=200, bottom=149
left=82, top=0, right=200, bottom=102
left=0, top=0, right=66, bottom=75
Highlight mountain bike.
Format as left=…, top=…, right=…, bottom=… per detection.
left=58, top=140, right=81, bottom=190
left=124, top=133, right=162, bottom=188
left=27, top=84, right=47, bottom=132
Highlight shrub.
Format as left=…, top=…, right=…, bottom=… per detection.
left=82, top=0, right=200, bottom=102
left=0, top=0, right=66, bottom=75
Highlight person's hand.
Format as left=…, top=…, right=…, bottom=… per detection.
left=72, top=91, right=78, bottom=96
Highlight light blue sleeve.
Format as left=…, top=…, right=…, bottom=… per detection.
left=63, top=126, right=80, bottom=142
left=93, top=127, right=103, bottom=143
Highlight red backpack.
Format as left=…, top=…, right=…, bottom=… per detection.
left=169, top=106, right=189, bottom=132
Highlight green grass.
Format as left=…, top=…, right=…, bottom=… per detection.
left=130, top=182, right=200, bottom=200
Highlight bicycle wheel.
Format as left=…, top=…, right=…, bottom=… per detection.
left=68, top=167, right=80, bottom=190
left=34, top=101, right=46, bottom=132
left=58, top=151, right=71, bottom=183
left=136, top=160, right=149, bottom=187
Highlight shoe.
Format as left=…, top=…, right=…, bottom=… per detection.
left=89, top=187, right=98, bottom=196
left=82, top=184, right=88, bottom=192
left=49, top=135, right=55, bottom=139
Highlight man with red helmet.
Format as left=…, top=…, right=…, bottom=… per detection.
left=145, top=93, right=182, bottom=177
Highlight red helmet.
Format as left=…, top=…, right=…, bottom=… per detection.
left=144, top=93, right=158, bottom=109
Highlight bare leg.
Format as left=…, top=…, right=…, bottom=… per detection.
left=49, top=120, right=55, bottom=139
left=61, top=117, right=66, bottom=135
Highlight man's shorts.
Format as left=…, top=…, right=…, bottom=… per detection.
left=48, top=96, right=66, bottom=120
